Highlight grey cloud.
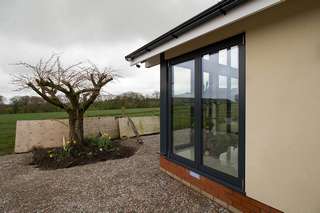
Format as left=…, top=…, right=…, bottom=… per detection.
left=0, top=0, right=216, bottom=46
left=0, top=0, right=219, bottom=98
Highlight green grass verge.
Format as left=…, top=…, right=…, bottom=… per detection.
left=0, top=107, right=160, bottom=156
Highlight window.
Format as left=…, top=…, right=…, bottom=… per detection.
left=167, top=34, right=245, bottom=191
left=171, top=60, right=195, bottom=161
left=202, top=46, right=240, bottom=177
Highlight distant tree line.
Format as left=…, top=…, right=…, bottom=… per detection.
left=0, top=96, right=60, bottom=114
left=0, top=91, right=160, bottom=114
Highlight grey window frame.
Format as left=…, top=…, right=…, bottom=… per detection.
left=160, top=33, right=245, bottom=193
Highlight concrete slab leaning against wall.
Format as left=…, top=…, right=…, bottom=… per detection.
left=15, top=117, right=119, bottom=153
left=118, top=116, right=160, bottom=138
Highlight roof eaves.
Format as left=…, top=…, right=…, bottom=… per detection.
left=125, top=0, right=247, bottom=62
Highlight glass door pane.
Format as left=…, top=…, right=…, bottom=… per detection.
left=202, top=46, right=239, bottom=177
left=172, top=60, right=195, bottom=161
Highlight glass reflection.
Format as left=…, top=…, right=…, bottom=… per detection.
left=202, top=46, right=239, bottom=177
left=172, top=60, right=195, bottom=161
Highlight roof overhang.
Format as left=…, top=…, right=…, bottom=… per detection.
left=125, top=0, right=284, bottom=68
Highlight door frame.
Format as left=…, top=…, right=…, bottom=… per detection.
left=166, top=33, right=246, bottom=193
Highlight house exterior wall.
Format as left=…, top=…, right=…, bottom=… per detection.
left=245, top=4, right=320, bottom=213
left=163, top=1, right=320, bottom=212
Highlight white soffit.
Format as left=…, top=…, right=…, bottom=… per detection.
left=130, top=0, right=284, bottom=66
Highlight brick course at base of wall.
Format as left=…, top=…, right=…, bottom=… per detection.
left=160, top=155, right=283, bottom=213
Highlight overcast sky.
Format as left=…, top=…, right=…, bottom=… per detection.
left=0, top=0, right=219, bottom=100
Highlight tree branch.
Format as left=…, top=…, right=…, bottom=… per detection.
left=12, top=54, right=114, bottom=113
left=27, top=82, right=69, bottom=110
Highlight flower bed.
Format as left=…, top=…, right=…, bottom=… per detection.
left=30, top=135, right=141, bottom=170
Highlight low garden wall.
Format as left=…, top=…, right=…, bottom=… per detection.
left=15, top=116, right=159, bottom=153
left=118, top=116, right=160, bottom=138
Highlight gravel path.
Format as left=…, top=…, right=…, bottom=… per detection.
left=0, top=135, right=229, bottom=213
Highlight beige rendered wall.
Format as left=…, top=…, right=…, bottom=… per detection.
left=245, top=2, right=320, bottom=213
left=163, top=1, right=320, bottom=212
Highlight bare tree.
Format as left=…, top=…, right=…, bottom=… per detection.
left=13, top=54, right=114, bottom=145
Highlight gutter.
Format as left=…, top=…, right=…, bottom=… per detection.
left=125, top=0, right=247, bottom=62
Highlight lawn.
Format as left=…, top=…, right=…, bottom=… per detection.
left=0, top=107, right=160, bottom=156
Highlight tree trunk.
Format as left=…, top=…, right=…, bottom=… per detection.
left=68, top=110, right=84, bottom=145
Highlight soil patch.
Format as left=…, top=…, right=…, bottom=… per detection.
left=30, top=140, right=141, bottom=170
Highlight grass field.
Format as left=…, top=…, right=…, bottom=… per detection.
left=0, top=107, right=160, bottom=156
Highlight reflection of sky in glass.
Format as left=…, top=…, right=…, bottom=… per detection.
left=219, top=75, right=227, bottom=88
left=231, top=46, right=239, bottom=69
left=203, top=54, right=210, bottom=61
left=173, top=46, right=238, bottom=98
left=218, top=46, right=238, bottom=68
left=203, top=72, right=209, bottom=91
left=202, top=45, right=239, bottom=101
left=219, top=49, right=227, bottom=65
left=173, top=61, right=194, bottom=97
left=231, top=77, right=238, bottom=89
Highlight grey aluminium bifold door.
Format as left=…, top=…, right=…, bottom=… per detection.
left=167, top=34, right=245, bottom=192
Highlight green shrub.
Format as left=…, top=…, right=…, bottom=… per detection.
left=86, top=134, right=115, bottom=152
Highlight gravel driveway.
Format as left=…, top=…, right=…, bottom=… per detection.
left=0, top=134, right=229, bottom=213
